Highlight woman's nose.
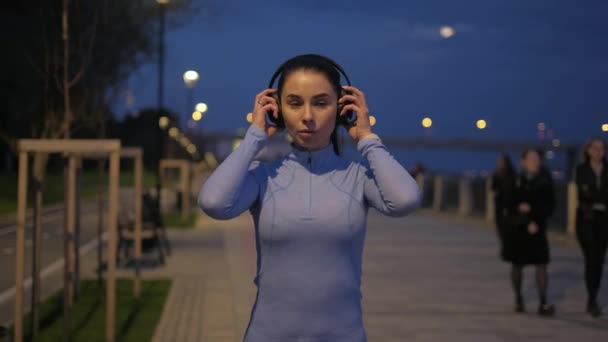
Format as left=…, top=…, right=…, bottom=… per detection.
left=302, top=104, right=313, bottom=122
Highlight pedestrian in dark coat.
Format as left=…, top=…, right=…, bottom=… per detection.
left=575, top=138, right=608, bottom=318
left=491, top=155, right=516, bottom=261
left=507, top=149, right=556, bottom=316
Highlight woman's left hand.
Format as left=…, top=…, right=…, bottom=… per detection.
left=339, top=86, right=374, bottom=142
left=527, top=221, right=539, bottom=235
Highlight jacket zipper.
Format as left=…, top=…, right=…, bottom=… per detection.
left=307, top=152, right=312, bottom=217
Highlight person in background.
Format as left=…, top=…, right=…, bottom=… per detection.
left=575, top=138, right=608, bottom=318
left=491, top=154, right=516, bottom=261
left=508, top=149, right=556, bottom=316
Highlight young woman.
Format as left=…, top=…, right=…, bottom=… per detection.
left=198, top=54, right=421, bottom=341
left=508, top=149, right=556, bottom=316
left=491, top=154, right=516, bottom=261
left=575, top=138, right=608, bottom=318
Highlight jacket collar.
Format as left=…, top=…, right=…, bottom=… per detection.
left=287, top=143, right=338, bottom=171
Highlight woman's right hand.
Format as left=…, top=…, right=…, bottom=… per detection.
left=249, top=89, right=280, bottom=137
left=527, top=221, right=539, bottom=235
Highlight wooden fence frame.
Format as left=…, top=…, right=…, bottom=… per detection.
left=14, top=139, right=120, bottom=342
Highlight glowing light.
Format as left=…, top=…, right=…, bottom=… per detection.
left=476, top=119, right=487, bottom=130
left=369, top=116, right=376, bottom=126
left=168, top=127, right=179, bottom=138
left=156, top=0, right=170, bottom=4
left=546, top=150, right=555, bottom=160
left=422, top=117, right=433, bottom=128
left=246, top=113, right=253, bottom=123
left=192, top=111, right=202, bottom=121
left=187, top=144, right=197, bottom=154
left=158, top=116, right=170, bottom=129
left=552, top=139, right=560, bottom=147
left=602, top=124, right=608, bottom=132
left=537, top=122, right=546, bottom=131
left=183, top=70, right=199, bottom=87
left=439, top=26, right=455, bottom=39
left=180, top=136, right=190, bottom=147
left=195, top=102, right=208, bottom=113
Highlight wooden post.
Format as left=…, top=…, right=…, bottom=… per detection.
left=458, top=178, right=472, bottom=216
left=134, top=152, right=143, bottom=298
left=74, top=158, right=82, bottom=298
left=97, top=159, right=105, bottom=285
left=106, top=150, right=120, bottom=342
left=60, top=155, right=77, bottom=341
left=65, top=156, right=77, bottom=309
left=567, top=182, right=578, bottom=237
left=14, top=151, right=28, bottom=342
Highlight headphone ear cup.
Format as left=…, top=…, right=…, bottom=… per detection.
left=266, top=93, right=285, bottom=128
left=338, top=88, right=356, bottom=126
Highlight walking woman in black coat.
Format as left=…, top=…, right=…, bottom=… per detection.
left=575, top=138, right=608, bottom=318
left=508, top=149, right=556, bottom=316
left=491, top=155, right=516, bottom=261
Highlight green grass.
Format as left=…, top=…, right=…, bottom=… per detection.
left=0, top=170, right=156, bottom=215
left=162, top=212, right=198, bottom=229
left=13, top=279, right=171, bottom=342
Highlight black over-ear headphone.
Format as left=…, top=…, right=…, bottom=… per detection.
left=265, top=54, right=357, bottom=128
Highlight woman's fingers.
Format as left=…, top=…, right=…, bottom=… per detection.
left=342, top=85, right=364, bottom=97
left=339, top=103, right=360, bottom=116
left=254, top=89, right=277, bottom=107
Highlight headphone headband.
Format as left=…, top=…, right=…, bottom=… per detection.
left=267, top=54, right=351, bottom=89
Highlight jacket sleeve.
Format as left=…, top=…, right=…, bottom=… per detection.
left=575, top=164, right=593, bottom=207
left=198, top=125, right=267, bottom=220
left=531, top=174, right=556, bottom=224
left=359, top=135, right=421, bottom=216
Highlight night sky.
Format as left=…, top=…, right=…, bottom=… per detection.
left=118, top=0, right=608, bottom=173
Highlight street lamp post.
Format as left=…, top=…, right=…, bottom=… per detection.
left=156, top=0, right=169, bottom=216
left=183, top=70, right=199, bottom=133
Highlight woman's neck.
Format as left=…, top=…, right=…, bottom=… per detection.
left=292, top=142, right=331, bottom=152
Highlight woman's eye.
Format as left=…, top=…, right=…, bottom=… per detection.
left=288, top=102, right=301, bottom=107
left=315, top=101, right=328, bottom=107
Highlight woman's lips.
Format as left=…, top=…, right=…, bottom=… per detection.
left=298, top=130, right=315, bottom=138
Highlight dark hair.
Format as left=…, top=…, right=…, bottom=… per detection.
left=276, top=55, right=343, bottom=155
left=497, top=154, right=515, bottom=177
left=581, top=138, right=606, bottom=164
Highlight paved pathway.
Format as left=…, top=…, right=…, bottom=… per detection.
left=145, top=209, right=607, bottom=342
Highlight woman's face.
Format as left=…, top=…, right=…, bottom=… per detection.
left=587, top=140, right=605, bottom=162
left=522, top=150, right=541, bottom=174
left=497, top=157, right=506, bottom=170
left=280, top=70, right=338, bottom=151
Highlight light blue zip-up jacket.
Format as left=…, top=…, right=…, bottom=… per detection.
left=199, top=125, right=421, bottom=342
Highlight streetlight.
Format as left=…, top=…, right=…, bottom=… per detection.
left=156, top=0, right=170, bottom=214
left=195, top=102, right=208, bottom=113
left=192, top=111, right=203, bottom=121
left=183, top=70, right=199, bottom=131
left=183, top=70, right=199, bottom=87
left=158, top=116, right=170, bottom=129
left=422, top=117, right=433, bottom=128
left=537, top=122, right=546, bottom=131
left=476, top=119, right=487, bottom=130
left=440, top=25, right=455, bottom=39
left=602, top=123, right=608, bottom=132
